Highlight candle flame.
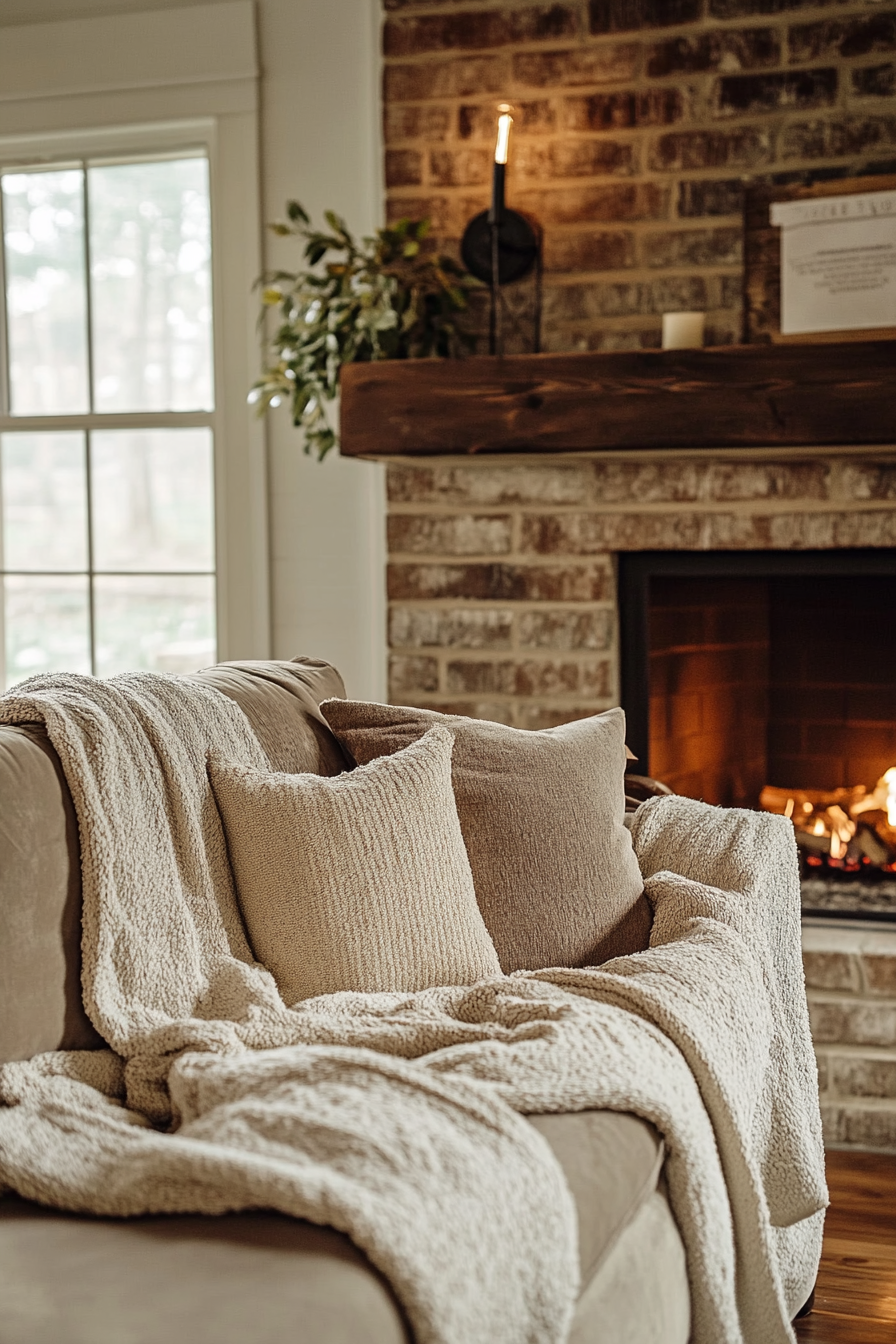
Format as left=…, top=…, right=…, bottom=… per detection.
left=494, top=105, right=513, bottom=165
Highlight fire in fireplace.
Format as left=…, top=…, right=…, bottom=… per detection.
left=619, top=550, right=896, bottom=920
left=761, top=773, right=896, bottom=869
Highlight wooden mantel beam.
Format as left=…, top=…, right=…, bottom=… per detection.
left=339, top=341, right=896, bottom=457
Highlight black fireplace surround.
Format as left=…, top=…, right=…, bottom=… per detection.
left=619, top=549, right=896, bottom=922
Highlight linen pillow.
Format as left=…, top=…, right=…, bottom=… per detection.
left=320, top=701, right=650, bottom=974
left=208, top=725, right=501, bottom=1004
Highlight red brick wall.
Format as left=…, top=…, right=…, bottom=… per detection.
left=381, top=0, right=896, bottom=352
left=386, top=458, right=617, bottom=728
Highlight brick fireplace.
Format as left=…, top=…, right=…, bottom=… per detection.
left=384, top=446, right=896, bottom=1150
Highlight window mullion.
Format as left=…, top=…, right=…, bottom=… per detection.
left=84, top=429, right=96, bottom=677
left=0, top=185, right=9, bottom=420
left=0, top=438, right=5, bottom=688
left=81, top=163, right=95, bottom=416
left=81, top=163, right=98, bottom=675
left=0, top=413, right=214, bottom=432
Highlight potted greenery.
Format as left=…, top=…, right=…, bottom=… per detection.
left=249, top=203, right=474, bottom=459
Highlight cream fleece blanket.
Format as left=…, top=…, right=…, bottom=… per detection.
left=0, top=673, right=826, bottom=1344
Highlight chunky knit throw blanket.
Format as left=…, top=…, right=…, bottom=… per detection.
left=0, top=673, right=826, bottom=1344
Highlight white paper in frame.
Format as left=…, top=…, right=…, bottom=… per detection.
left=771, top=189, right=896, bottom=336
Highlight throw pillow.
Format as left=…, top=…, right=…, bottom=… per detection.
left=208, top=725, right=501, bottom=1004
left=320, top=701, right=650, bottom=974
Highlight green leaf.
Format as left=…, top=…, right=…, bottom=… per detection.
left=287, top=200, right=310, bottom=224
left=324, top=210, right=349, bottom=239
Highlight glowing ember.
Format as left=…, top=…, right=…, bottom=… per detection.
left=761, top=770, right=896, bottom=873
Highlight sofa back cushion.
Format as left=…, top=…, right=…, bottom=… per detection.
left=321, top=701, right=651, bottom=974
left=186, top=656, right=349, bottom=777
left=0, top=658, right=348, bottom=1065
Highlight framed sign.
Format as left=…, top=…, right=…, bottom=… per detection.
left=743, top=175, right=896, bottom=345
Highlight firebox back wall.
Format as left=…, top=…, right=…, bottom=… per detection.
left=649, top=575, right=770, bottom=806
left=381, top=0, right=896, bottom=353
left=648, top=573, right=896, bottom=807
left=770, top=575, right=896, bottom=790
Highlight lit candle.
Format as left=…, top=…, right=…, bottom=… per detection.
left=662, top=311, right=705, bottom=350
left=489, top=105, right=513, bottom=226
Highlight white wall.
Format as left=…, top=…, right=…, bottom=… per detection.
left=0, top=0, right=387, bottom=700
left=259, top=0, right=386, bottom=701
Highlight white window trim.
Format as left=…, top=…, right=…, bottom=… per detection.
left=0, top=2, right=269, bottom=663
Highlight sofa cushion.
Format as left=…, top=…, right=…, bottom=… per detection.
left=188, top=656, right=349, bottom=776
left=209, top=726, right=501, bottom=1002
left=321, top=700, right=651, bottom=973
left=529, top=1110, right=664, bottom=1284
left=568, top=1187, right=690, bottom=1344
left=0, top=1109, right=665, bottom=1344
left=0, top=1194, right=411, bottom=1344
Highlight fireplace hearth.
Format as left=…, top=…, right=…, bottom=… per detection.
left=619, top=550, right=896, bottom=922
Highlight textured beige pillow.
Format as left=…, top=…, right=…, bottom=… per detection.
left=321, top=702, right=650, bottom=974
left=208, top=725, right=501, bottom=1004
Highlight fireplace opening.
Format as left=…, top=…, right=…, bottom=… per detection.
left=619, top=551, right=896, bottom=920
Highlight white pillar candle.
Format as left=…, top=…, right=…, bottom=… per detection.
left=662, top=311, right=705, bottom=350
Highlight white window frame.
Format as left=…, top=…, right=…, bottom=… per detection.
left=0, top=2, right=269, bottom=667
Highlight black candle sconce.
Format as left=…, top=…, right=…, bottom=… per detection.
left=460, top=105, right=542, bottom=356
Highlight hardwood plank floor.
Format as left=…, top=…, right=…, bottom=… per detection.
left=795, top=1149, right=896, bottom=1344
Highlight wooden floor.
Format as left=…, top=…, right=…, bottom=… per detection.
left=795, top=1149, right=896, bottom=1344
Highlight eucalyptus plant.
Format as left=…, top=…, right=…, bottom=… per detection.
left=250, top=202, right=475, bottom=459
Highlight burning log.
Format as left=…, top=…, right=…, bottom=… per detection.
left=760, top=771, right=896, bottom=874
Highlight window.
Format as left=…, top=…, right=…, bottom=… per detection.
left=0, top=2, right=269, bottom=680
left=0, top=151, right=218, bottom=688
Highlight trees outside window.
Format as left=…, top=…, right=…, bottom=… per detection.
left=0, top=152, right=217, bottom=687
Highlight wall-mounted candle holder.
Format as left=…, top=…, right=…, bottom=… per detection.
left=460, top=105, right=542, bottom=356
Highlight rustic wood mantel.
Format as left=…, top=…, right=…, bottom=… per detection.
left=339, top=341, right=896, bottom=457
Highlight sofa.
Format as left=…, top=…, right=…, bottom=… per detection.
left=0, top=657, right=818, bottom=1344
